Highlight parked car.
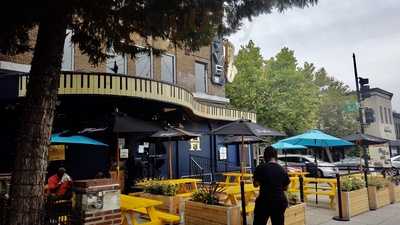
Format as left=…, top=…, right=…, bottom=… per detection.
left=334, top=157, right=363, bottom=169
left=277, top=160, right=302, bottom=173
left=391, top=155, right=400, bottom=168
left=277, top=154, right=338, bottom=177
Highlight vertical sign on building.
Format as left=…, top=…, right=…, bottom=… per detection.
left=211, top=37, right=225, bottom=85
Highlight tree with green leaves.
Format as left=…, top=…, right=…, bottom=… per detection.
left=312, top=68, right=358, bottom=137
left=0, top=1, right=317, bottom=224
left=227, top=44, right=320, bottom=135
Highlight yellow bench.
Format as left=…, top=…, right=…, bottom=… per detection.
left=241, top=203, right=255, bottom=214
left=134, top=208, right=180, bottom=224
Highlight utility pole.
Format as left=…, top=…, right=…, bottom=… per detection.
left=353, top=53, right=369, bottom=187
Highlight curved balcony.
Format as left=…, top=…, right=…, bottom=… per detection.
left=17, top=72, right=256, bottom=122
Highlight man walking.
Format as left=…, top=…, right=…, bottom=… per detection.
left=253, top=146, right=290, bottom=225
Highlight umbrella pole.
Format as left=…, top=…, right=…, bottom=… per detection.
left=168, top=142, right=173, bottom=179
left=240, top=135, right=247, bottom=225
left=284, top=149, right=288, bottom=169
left=315, top=151, right=318, bottom=205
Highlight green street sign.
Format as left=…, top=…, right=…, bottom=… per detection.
left=344, top=101, right=359, bottom=113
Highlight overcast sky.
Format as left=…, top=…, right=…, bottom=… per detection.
left=229, top=0, right=400, bottom=111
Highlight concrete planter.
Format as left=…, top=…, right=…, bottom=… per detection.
left=368, top=186, right=391, bottom=210
left=185, top=200, right=240, bottom=225
left=336, top=188, right=369, bottom=220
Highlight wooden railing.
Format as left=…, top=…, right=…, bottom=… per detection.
left=17, top=72, right=256, bottom=122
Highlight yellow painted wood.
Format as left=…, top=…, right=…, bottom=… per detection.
left=17, top=73, right=256, bottom=122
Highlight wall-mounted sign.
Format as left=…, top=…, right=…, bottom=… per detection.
left=219, top=146, right=227, bottom=160
left=138, top=145, right=145, bottom=154
left=143, top=142, right=149, bottom=148
left=48, top=145, right=65, bottom=161
left=189, top=137, right=201, bottom=151
left=120, top=148, right=129, bottom=159
left=211, top=37, right=225, bottom=85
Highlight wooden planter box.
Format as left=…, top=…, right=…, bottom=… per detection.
left=266, top=203, right=307, bottom=225
left=336, top=188, right=369, bottom=220
left=185, top=200, right=240, bottom=225
left=137, top=192, right=185, bottom=215
left=368, top=186, right=391, bottom=210
left=283, top=203, right=306, bottom=225
left=389, top=183, right=400, bottom=204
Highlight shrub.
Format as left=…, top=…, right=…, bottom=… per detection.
left=368, top=176, right=389, bottom=190
left=143, top=181, right=178, bottom=196
left=286, top=192, right=299, bottom=206
left=192, top=183, right=225, bottom=205
left=340, top=176, right=365, bottom=192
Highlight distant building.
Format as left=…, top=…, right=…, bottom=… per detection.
left=391, top=112, right=400, bottom=156
left=362, top=88, right=396, bottom=166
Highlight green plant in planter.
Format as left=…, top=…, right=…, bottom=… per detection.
left=286, top=192, right=299, bottom=206
left=143, top=182, right=178, bottom=196
left=368, top=176, right=389, bottom=190
left=341, top=176, right=365, bottom=192
left=192, top=183, right=225, bottom=205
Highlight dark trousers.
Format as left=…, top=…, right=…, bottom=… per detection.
left=253, top=199, right=287, bottom=225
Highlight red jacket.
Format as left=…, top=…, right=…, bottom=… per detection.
left=47, top=174, right=72, bottom=197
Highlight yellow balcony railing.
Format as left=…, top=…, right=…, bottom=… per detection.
left=18, top=72, right=256, bottom=122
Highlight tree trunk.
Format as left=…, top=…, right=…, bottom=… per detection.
left=8, top=7, right=67, bottom=225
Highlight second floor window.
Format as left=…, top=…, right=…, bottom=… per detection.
left=135, top=51, right=152, bottom=78
left=106, top=53, right=127, bottom=75
left=61, top=30, right=74, bottom=71
left=384, top=107, right=389, bottom=124
left=161, top=54, right=175, bottom=83
left=195, top=62, right=207, bottom=93
left=380, top=106, right=384, bottom=123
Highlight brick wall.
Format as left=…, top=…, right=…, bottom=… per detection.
left=73, top=179, right=121, bottom=225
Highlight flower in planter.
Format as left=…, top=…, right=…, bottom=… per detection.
left=389, top=175, right=400, bottom=186
left=286, top=192, right=299, bottom=206
left=341, top=176, right=365, bottom=192
left=192, top=183, right=225, bottom=205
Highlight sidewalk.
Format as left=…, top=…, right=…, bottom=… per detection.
left=306, top=203, right=400, bottom=225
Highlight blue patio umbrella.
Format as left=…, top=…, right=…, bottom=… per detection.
left=272, top=142, right=307, bottom=150
left=51, top=133, right=108, bottom=146
left=280, top=130, right=354, bottom=148
left=280, top=130, right=353, bottom=204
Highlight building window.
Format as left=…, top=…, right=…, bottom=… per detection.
left=380, top=106, right=384, bottom=123
left=195, top=62, right=207, bottom=93
left=189, top=137, right=201, bottom=151
left=106, top=48, right=127, bottom=74
left=388, top=109, right=392, bottom=124
left=161, top=54, right=175, bottom=83
left=384, top=107, right=389, bottom=124
left=135, top=51, right=152, bottom=78
left=61, top=30, right=74, bottom=71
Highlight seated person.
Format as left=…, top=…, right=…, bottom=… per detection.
left=47, top=167, right=72, bottom=200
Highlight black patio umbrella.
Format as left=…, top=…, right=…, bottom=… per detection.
left=342, top=133, right=388, bottom=145
left=223, top=135, right=267, bottom=144
left=212, top=119, right=285, bottom=225
left=113, top=113, right=162, bottom=133
left=147, top=127, right=201, bottom=178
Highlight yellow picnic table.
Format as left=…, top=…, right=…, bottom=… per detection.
left=219, top=172, right=253, bottom=186
left=221, top=184, right=259, bottom=206
left=120, top=194, right=180, bottom=225
left=303, top=177, right=337, bottom=208
left=137, top=178, right=200, bottom=197
left=288, top=171, right=309, bottom=177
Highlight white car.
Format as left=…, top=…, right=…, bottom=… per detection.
left=278, top=154, right=339, bottom=177
left=391, top=155, right=400, bottom=168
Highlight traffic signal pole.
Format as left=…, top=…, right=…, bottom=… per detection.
left=352, top=53, right=369, bottom=187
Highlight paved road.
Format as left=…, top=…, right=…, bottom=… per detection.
left=306, top=203, right=400, bottom=225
